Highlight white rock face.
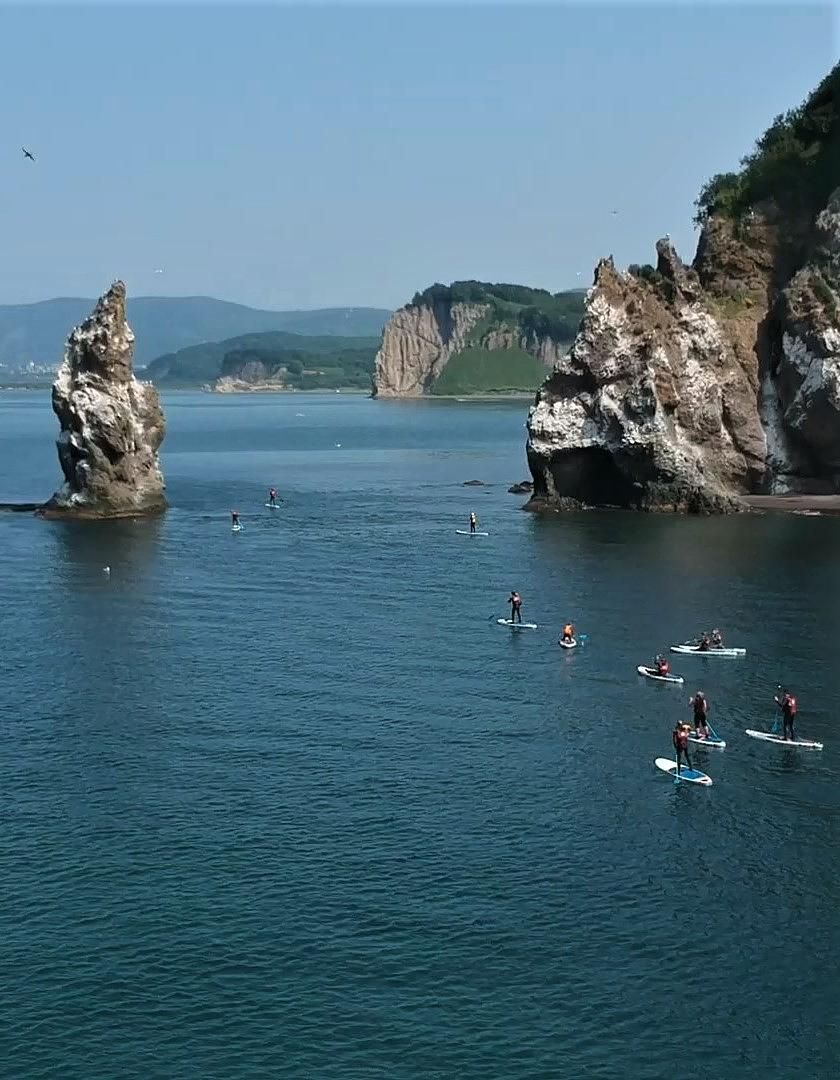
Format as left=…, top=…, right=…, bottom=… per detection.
left=525, top=253, right=760, bottom=512
left=373, top=296, right=568, bottom=396
left=373, top=301, right=490, bottom=396
left=46, top=281, right=167, bottom=517
left=526, top=202, right=840, bottom=511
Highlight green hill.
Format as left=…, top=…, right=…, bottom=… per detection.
left=695, top=61, right=840, bottom=224
left=374, top=281, right=586, bottom=396
left=149, top=330, right=380, bottom=387
left=0, top=295, right=391, bottom=369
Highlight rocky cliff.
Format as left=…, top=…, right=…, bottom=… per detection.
left=43, top=282, right=167, bottom=518
left=527, top=63, right=840, bottom=512
left=373, top=282, right=584, bottom=396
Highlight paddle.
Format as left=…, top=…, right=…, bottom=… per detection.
left=771, top=684, right=783, bottom=735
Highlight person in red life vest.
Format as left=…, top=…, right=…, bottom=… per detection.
left=774, top=688, right=798, bottom=741
left=508, top=590, right=522, bottom=624
left=672, top=721, right=693, bottom=773
left=655, top=654, right=670, bottom=677
left=690, top=690, right=709, bottom=738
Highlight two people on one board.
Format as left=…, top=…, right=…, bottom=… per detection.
left=695, top=628, right=723, bottom=650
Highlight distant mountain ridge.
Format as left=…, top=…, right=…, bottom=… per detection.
left=0, top=295, right=391, bottom=368
left=146, top=330, right=380, bottom=387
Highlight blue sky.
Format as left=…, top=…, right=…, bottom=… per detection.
left=1, top=2, right=837, bottom=309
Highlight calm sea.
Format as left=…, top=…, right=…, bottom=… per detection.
left=1, top=391, right=839, bottom=1079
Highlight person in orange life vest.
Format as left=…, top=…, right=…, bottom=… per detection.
left=672, top=721, right=693, bottom=772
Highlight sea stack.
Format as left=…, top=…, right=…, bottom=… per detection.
left=44, top=281, right=167, bottom=518
left=526, top=62, right=840, bottom=513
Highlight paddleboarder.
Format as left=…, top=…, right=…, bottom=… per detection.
left=508, top=591, right=522, bottom=624
left=690, top=690, right=710, bottom=738
left=672, top=720, right=693, bottom=773
left=231, top=510, right=240, bottom=528
left=469, top=511, right=477, bottom=535
left=561, top=622, right=575, bottom=644
left=268, top=488, right=278, bottom=507
left=774, top=687, right=798, bottom=741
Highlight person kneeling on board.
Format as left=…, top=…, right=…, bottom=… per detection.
left=561, top=622, right=575, bottom=644
left=469, top=511, right=477, bottom=535
left=508, top=591, right=523, bottom=624
left=690, top=690, right=709, bottom=738
left=697, top=633, right=712, bottom=652
left=655, top=654, right=671, bottom=677
left=673, top=721, right=693, bottom=772
left=774, top=688, right=798, bottom=741
left=711, top=628, right=723, bottom=648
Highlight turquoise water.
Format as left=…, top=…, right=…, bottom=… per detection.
left=2, top=391, right=839, bottom=1079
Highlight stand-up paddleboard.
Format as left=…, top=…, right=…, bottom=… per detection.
left=745, top=729, right=823, bottom=750
left=456, top=530, right=489, bottom=537
left=232, top=524, right=243, bottom=532
left=687, top=732, right=726, bottom=749
left=497, top=618, right=538, bottom=630
left=265, top=503, right=282, bottom=509
left=655, top=758, right=713, bottom=785
left=558, top=638, right=577, bottom=649
left=637, top=665, right=684, bottom=685
left=670, top=644, right=746, bottom=657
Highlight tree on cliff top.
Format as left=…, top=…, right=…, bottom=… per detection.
left=695, top=61, right=840, bottom=224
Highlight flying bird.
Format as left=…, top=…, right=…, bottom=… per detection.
left=153, top=268, right=164, bottom=274
left=21, top=147, right=35, bottom=162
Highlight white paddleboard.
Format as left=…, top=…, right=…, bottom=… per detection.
left=687, top=733, right=726, bottom=749
left=655, top=758, right=713, bottom=785
left=497, top=618, right=537, bottom=630
left=456, top=529, right=489, bottom=536
left=558, top=638, right=577, bottom=649
left=265, top=503, right=281, bottom=509
left=232, top=524, right=242, bottom=532
left=745, top=729, right=823, bottom=750
left=670, top=644, right=746, bottom=657
left=637, top=665, right=684, bottom=684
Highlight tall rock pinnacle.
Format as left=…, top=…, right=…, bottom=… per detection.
left=45, top=281, right=167, bottom=518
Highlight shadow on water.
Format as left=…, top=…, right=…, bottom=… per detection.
left=43, top=515, right=165, bottom=591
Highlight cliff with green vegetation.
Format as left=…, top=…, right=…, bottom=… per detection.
left=373, top=282, right=585, bottom=396
left=144, top=331, right=379, bottom=388
left=526, top=63, right=840, bottom=512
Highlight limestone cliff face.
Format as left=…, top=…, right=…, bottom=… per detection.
left=373, top=300, right=490, bottom=396
left=373, top=293, right=569, bottom=396
left=526, top=193, right=840, bottom=512
left=44, top=282, right=167, bottom=518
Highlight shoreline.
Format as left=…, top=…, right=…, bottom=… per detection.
left=742, top=495, right=840, bottom=515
